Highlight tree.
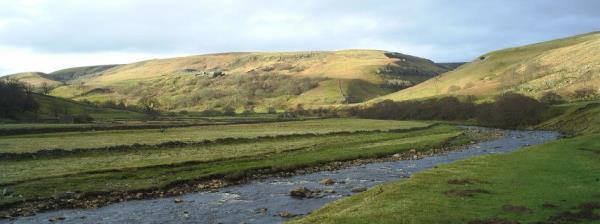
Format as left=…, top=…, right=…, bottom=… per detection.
left=223, top=106, right=236, bottom=116
left=0, top=79, right=39, bottom=119
left=266, top=106, right=277, bottom=114
left=39, top=82, right=52, bottom=95
left=477, top=92, right=547, bottom=128
left=138, top=96, right=161, bottom=117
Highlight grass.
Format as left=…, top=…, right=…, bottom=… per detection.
left=537, top=100, right=600, bottom=135
left=0, top=124, right=464, bottom=210
left=1, top=72, right=62, bottom=87
left=376, top=31, right=600, bottom=102
left=0, top=125, right=457, bottom=185
left=0, top=118, right=429, bottom=153
left=292, top=133, right=600, bottom=224
left=0, top=113, right=309, bottom=135
left=30, top=93, right=146, bottom=121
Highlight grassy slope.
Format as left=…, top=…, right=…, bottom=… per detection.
left=1, top=72, right=62, bottom=87
left=376, top=32, right=600, bottom=102
left=31, top=93, right=145, bottom=121
left=537, top=100, right=600, bottom=136
left=293, top=134, right=600, bottom=224
left=47, top=65, right=120, bottom=82
left=0, top=119, right=429, bottom=153
left=0, top=123, right=464, bottom=212
left=47, top=50, right=447, bottom=110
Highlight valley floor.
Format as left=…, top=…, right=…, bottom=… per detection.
left=0, top=119, right=466, bottom=218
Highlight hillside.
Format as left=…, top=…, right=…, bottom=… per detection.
left=33, top=94, right=145, bottom=121
left=48, top=64, right=121, bottom=82
left=3, top=64, right=120, bottom=87
left=375, top=32, right=600, bottom=102
left=1, top=72, right=62, bottom=87
left=537, top=100, right=600, bottom=135
left=26, top=50, right=451, bottom=111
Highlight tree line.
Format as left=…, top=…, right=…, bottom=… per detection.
left=350, top=92, right=551, bottom=128
left=0, top=79, right=39, bottom=119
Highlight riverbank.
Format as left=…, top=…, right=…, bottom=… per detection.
left=293, top=133, right=598, bottom=224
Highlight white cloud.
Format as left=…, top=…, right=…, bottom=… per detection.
left=0, top=46, right=180, bottom=75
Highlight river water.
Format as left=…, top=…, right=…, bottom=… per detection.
left=2, top=127, right=560, bottom=224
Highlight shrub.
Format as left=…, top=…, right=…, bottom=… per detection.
left=242, top=109, right=255, bottom=116
left=222, top=106, right=236, bottom=116
left=447, top=85, right=461, bottom=93
left=476, top=92, right=547, bottom=128
left=574, top=87, right=598, bottom=100
left=539, top=92, right=564, bottom=105
left=73, top=113, right=93, bottom=123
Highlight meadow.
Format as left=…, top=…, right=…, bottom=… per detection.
left=0, top=118, right=428, bottom=153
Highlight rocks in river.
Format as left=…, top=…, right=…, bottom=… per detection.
left=351, top=187, right=368, bottom=193
left=392, top=153, right=402, bottom=158
left=174, top=198, right=184, bottom=203
left=319, top=178, right=335, bottom=185
left=255, top=207, right=268, bottom=214
left=324, top=189, right=336, bottom=194
left=278, top=211, right=297, bottom=218
left=289, top=187, right=314, bottom=198
left=48, top=216, right=65, bottom=222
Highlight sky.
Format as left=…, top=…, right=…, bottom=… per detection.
left=0, top=0, right=599, bottom=75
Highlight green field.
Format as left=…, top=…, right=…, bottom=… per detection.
left=0, top=118, right=429, bottom=153
left=292, top=134, right=600, bottom=224
left=0, top=120, right=466, bottom=216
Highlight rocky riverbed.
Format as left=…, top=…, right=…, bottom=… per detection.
left=1, top=127, right=560, bottom=224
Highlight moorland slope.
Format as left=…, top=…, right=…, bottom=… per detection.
left=376, top=32, right=600, bottom=101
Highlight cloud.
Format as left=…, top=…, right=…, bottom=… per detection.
left=0, top=0, right=599, bottom=74
left=0, top=46, right=179, bottom=74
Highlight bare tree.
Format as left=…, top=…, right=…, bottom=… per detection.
left=40, top=82, right=52, bottom=95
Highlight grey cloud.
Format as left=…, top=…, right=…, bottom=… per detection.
left=0, top=0, right=599, bottom=62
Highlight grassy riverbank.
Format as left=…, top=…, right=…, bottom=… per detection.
left=292, top=133, right=600, bottom=224
left=0, top=119, right=468, bottom=218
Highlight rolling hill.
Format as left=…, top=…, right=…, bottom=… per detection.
left=375, top=32, right=600, bottom=102
left=1, top=72, right=62, bottom=87
left=3, top=65, right=121, bottom=87
left=6, top=50, right=453, bottom=111
left=47, top=64, right=121, bottom=82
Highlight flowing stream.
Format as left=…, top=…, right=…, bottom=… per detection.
left=2, top=127, right=560, bottom=224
